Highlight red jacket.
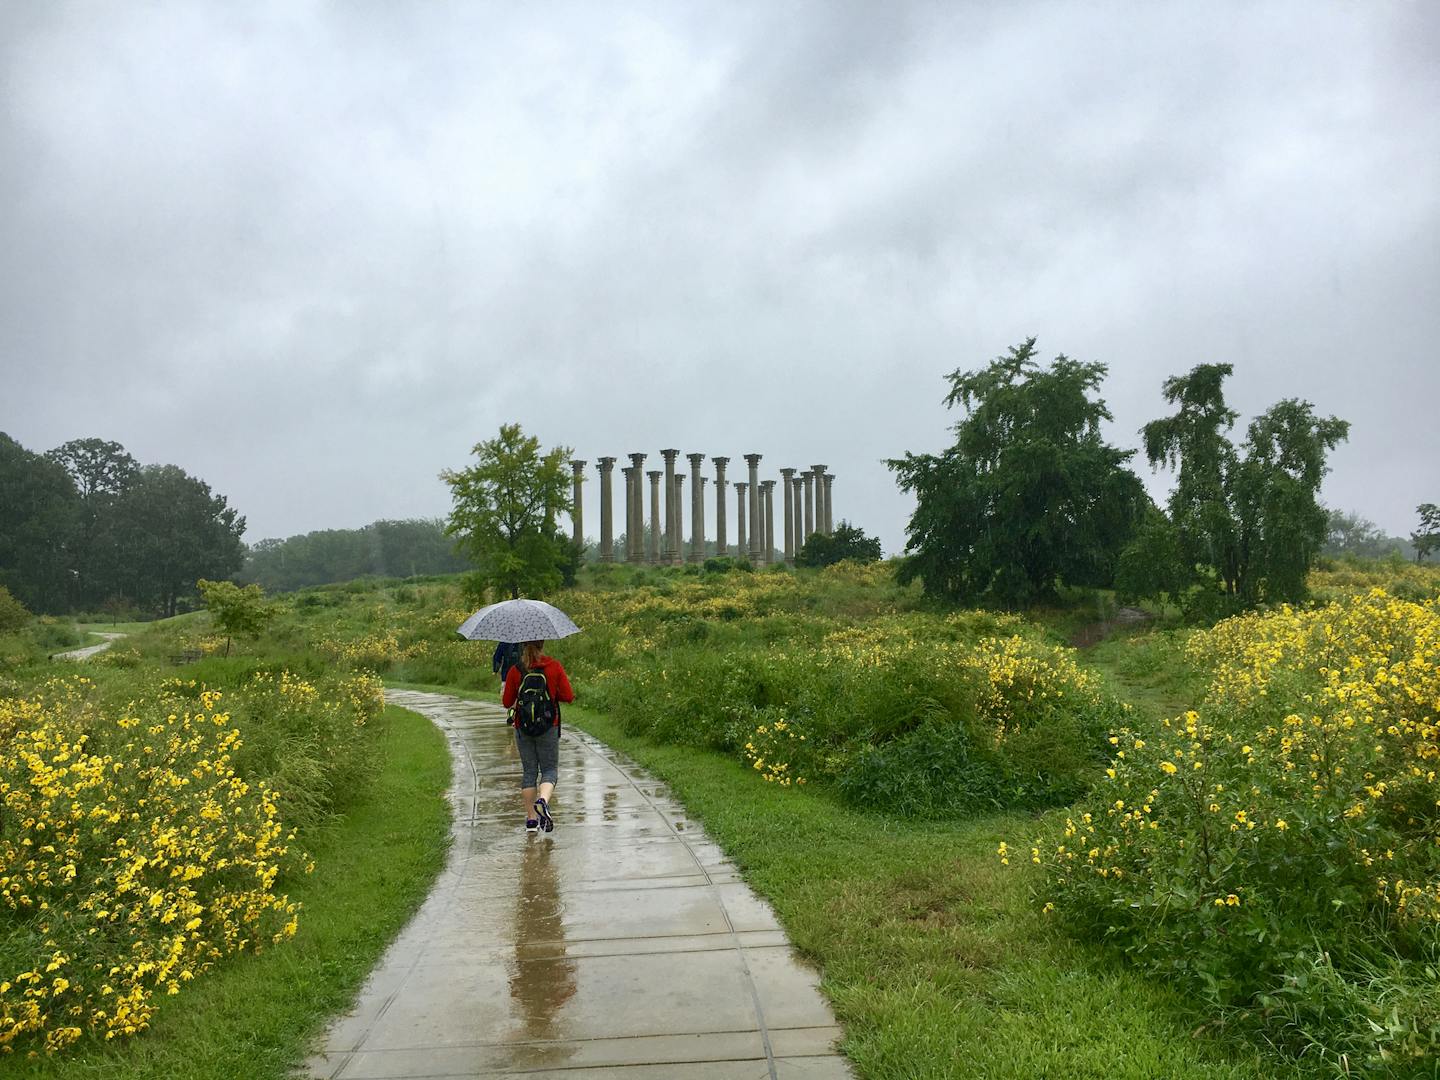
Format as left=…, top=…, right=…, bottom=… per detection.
left=502, top=656, right=575, bottom=727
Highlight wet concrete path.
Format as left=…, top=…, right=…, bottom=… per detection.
left=305, top=690, right=852, bottom=1079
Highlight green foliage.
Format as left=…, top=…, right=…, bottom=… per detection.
left=1026, top=592, right=1440, bottom=1075
left=1114, top=508, right=1189, bottom=608
left=1324, top=507, right=1412, bottom=560
left=795, top=520, right=882, bottom=568
left=441, top=424, right=573, bottom=601
left=242, top=518, right=469, bottom=592
left=0, top=432, right=80, bottom=613
left=1412, top=503, right=1440, bottom=564
left=0, top=433, right=246, bottom=617
left=198, top=578, right=280, bottom=656
left=888, top=338, right=1148, bottom=608
left=0, top=584, right=30, bottom=635
left=1134, top=365, right=1348, bottom=613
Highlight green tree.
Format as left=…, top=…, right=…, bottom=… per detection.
left=1414, top=503, right=1440, bottom=564
left=45, top=438, right=140, bottom=499
left=1323, top=507, right=1410, bottom=560
left=198, top=579, right=278, bottom=656
left=795, top=521, right=883, bottom=568
left=1137, top=365, right=1348, bottom=612
left=46, top=438, right=141, bottom=609
left=887, top=339, right=1147, bottom=608
left=0, top=432, right=80, bottom=612
left=441, top=424, right=574, bottom=600
left=1114, top=506, right=1188, bottom=608
left=111, top=465, right=247, bottom=616
left=0, top=584, right=30, bottom=635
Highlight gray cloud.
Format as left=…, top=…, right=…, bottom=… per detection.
left=2, top=0, right=1436, bottom=552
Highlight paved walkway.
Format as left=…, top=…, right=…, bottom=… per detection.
left=53, top=632, right=125, bottom=661
left=305, top=690, right=852, bottom=1080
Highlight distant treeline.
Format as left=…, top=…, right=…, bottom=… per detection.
left=1322, top=508, right=1414, bottom=561
left=241, top=519, right=468, bottom=592
left=0, top=433, right=245, bottom=616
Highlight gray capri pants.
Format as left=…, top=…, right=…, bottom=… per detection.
left=515, top=725, right=560, bottom=787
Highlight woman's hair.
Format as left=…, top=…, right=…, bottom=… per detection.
left=521, top=640, right=544, bottom=671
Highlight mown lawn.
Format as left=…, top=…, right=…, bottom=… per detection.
left=3, top=704, right=451, bottom=1080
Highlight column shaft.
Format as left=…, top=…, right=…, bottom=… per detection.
left=744, top=454, right=762, bottom=563
left=570, top=460, right=586, bottom=549
left=762, top=481, right=776, bottom=565
left=803, top=474, right=814, bottom=542
left=687, top=454, right=705, bottom=564
left=674, top=473, right=686, bottom=561
left=627, top=453, right=647, bottom=561
left=735, top=482, right=748, bottom=559
left=647, top=471, right=661, bottom=564
left=661, top=450, right=679, bottom=565
left=792, top=477, right=804, bottom=559
left=597, top=458, right=616, bottom=563
left=712, top=458, right=730, bottom=558
left=780, top=468, right=796, bottom=564
left=823, top=474, right=835, bottom=535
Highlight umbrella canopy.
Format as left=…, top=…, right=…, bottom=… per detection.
left=456, top=598, right=582, bottom=643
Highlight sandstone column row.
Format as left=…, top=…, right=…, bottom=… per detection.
left=573, top=451, right=836, bottom=565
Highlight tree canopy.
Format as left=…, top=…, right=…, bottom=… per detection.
left=888, top=339, right=1148, bottom=608
left=441, top=424, right=575, bottom=601
left=0, top=432, right=245, bottom=615
left=1134, top=365, right=1348, bottom=613
left=795, top=521, right=883, bottom=568
left=1414, top=504, right=1440, bottom=564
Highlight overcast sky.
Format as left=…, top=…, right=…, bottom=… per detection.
left=3, top=1, right=1437, bottom=555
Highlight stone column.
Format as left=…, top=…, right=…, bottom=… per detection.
left=755, top=481, right=766, bottom=564
left=780, top=468, right=796, bottom=564
left=735, top=481, right=748, bottom=559
left=711, top=457, right=729, bottom=558
left=687, top=454, right=705, bottom=564
left=674, top=472, right=686, bottom=560
left=803, top=472, right=815, bottom=542
left=762, top=480, right=776, bottom=565
left=628, top=453, right=647, bottom=561
left=597, top=458, right=616, bottom=562
left=621, top=466, right=634, bottom=562
left=744, top=454, right=762, bottom=563
left=810, top=466, right=827, bottom=537
left=699, top=477, right=709, bottom=559
left=647, top=470, right=661, bottom=564
left=792, top=475, right=804, bottom=559
left=661, top=449, right=679, bottom=564
left=570, top=460, right=586, bottom=549
left=823, top=473, right=835, bottom=535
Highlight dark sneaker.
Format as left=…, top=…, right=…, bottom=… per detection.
left=534, top=798, right=554, bottom=833
left=525, top=819, right=539, bottom=833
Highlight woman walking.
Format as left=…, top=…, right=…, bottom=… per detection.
left=501, top=639, right=575, bottom=833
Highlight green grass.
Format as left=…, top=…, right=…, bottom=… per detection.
left=1080, top=625, right=1201, bottom=723
left=4, top=704, right=451, bottom=1080
left=555, top=702, right=1290, bottom=1080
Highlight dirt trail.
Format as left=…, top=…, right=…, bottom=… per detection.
left=1069, top=606, right=1152, bottom=649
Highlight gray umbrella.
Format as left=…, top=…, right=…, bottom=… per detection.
left=456, top=598, right=582, bottom=643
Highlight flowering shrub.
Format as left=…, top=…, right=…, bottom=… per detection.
left=592, top=603, right=1122, bottom=816
left=0, top=678, right=305, bottom=1055
left=1024, top=589, right=1440, bottom=1072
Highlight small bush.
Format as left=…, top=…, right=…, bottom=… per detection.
left=0, top=586, right=31, bottom=635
